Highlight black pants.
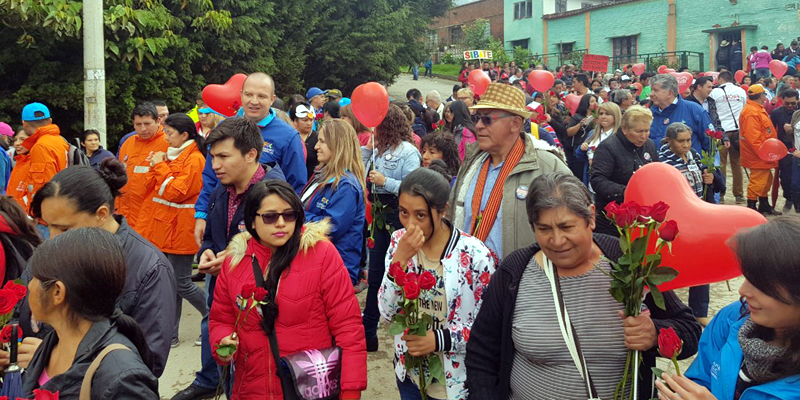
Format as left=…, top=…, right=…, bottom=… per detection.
left=362, top=195, right=400, bottom=339
left=779, top=155, right=793, bottom=201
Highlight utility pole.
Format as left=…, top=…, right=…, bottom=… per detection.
left=83, top=0, right=107, bottom=147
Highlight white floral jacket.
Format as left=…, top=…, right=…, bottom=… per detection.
left=378, top=224, right=497, bottom=400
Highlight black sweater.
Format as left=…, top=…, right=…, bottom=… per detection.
left=465, top=233, right=702, bottom=400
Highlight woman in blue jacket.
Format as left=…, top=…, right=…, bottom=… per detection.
left=300, top=119, right=366, bottom=285
left=656, top=217, right=800, bottom=400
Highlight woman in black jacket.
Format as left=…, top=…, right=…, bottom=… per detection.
left=565, top=94, right=598, bottom=178
left=22, top=228, right=158, bottom=399
left=590, top=105, right=659, bottom=237
left=465, top=172, right=701, bottom=400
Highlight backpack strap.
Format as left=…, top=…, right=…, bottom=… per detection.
left=79, top=344, right=131, bottom=400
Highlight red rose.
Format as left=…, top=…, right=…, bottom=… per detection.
left=604, top=202, right=620, bottom=219
left=403, top=280, right=421, bottom=300
left=418, top=271, right=436, bottom=290
left=240, top=284, right=256, bottom=299
left=389, top=263, right=407, bottom=286
left=658, top=220, right=679, bottom=242
left=0, top=325, right=19, bottom=343
left=637, top=205, right=652, bottom=223
left=253, top=287, right=268, bottom=302
left=366, top=237, right=375, bottom=249
left=405, top=272, right=419, bottom=285
left=649, top=201, right=670, bottom=223
left=33, top=389, right=59, bottom=400
left=657, top=327, right=683, bottom=359
left=462, top=327, right=470, bottom=342
left=0, top=290, right=18, bottom=315
left=614, top=204, right=638, bottom=228
left=479, top=272, right=491, bottom=286
left=460, top=252, right=470, bottom=267
left=3, top=281, right=27, bottom=302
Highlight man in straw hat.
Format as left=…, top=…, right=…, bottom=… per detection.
left=448, top=83, right=570, bottom=259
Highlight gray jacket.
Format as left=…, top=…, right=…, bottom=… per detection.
left=19, top=216, right=175, bottom=377
left=22, top=319, right=159, bottom=399
left=448, top=134, right=570, bottom=259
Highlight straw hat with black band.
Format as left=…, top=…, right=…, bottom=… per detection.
left=469, top=83, right=533, bottom=120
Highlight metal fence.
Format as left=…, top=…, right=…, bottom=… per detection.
left=610, top=51, right=705, bottom=73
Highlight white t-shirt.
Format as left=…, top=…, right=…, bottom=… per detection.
left=709, top=83, right=747, bottom=132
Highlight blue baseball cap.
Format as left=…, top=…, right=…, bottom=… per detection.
left=305, top=87, right=328, bottom=100
left=21, top=103, right=51, bottom=122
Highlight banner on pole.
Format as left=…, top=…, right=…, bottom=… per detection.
left=581, top=54, right=610, bottom=72
left=464, top=50, right=493, bottom=60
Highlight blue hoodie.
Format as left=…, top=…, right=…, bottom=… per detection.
left=685, top=302, right=800, bottom=400
left=195, top=109, right=308, bottom=219
left=303, top=172, right=365, bottom=284
left=650, top=96, right=713, bottom=154
left=0, top=149, right=10, bottom=194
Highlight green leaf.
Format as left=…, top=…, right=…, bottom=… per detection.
left=215, top=344, right=236, bottom=357
left=619, top=238, right=629, bottom=254
left=609, top=287, right=625, bottom=303
left=651, top=366, right=666, bottom=379
left=631, top=236, right=649, bottom=264
left=388, top=320, right=406, bottom=335
left=428, top=355, right=446, bottom=383
left=647, top=266, right=679, bottom=285
left=647, top=283, right=666, bottom=310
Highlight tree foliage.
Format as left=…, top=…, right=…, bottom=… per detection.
left=0, top=0, right=449, bottom=146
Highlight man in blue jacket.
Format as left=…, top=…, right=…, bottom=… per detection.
left=172, top=117, right=285, bottom=400
left=193, top=72, right=307, bottom=246
left=649, top=74, right=714, bottom=154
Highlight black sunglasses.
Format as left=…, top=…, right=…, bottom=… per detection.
left=256, top=211, right=298, bottom=225
left=471, top=113, right=515, bottom=126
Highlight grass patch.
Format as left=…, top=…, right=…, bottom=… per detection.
left=433, top=64, right=461, bottom=77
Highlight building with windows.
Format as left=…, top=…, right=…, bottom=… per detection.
left=430, top=0, right=505, bottom=48
left=504, top=0, right=800, bottom=72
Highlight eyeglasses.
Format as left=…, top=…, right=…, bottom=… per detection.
left=256, top=211, right=298, bottom=225
left=471, top=113, right=515, bottom=126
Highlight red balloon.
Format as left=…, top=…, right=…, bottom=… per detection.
left=666, top=68, right=676, bottom=74
left=734, top=70, right=747, bottom=83
left=757, top=138, right=789, bottom=162
left=528, top=70, right=555, bottom=93
left=624, top=163, right=766, bottom=291
left=631, top=63, right=646, bottom=76
left=669, top=71, right=693, bottom=94
left=351, top=82, right=389, bottom=128
left=657, top=65, right=669, bottom=74
left=564, top=94, right=581, bottom=115
left=632, top=82, right=643, bottom=92
left=468, top=69, right=491, bottom=96
left=704, top=71, right=720, bottom=84
left=769, top=59, right=788, bottom=79
left=202, top=74, right=248, bottom=117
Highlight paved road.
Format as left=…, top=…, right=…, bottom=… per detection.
left=157, top=73, right=747, bottom=399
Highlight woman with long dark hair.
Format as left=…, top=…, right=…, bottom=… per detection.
left=209, top=180, right=366, bottom=399
left=447, top=100, right=477, bottom=160
left=22, top=228, right=159, bottom=398
left=565, top=93, right=598, bottom=178
left=0, top=196, right=40, bottom=283
left=138, top=113, right=207, bottom=348
left=420, top=132, right=460, bottom=179
left=658, top=217, right=800, bottom=400
left=23, top=159, right=176, bottom=377
left=379, top=167, right=496, bottom=400
left=362, top=104, right=421, bottom=352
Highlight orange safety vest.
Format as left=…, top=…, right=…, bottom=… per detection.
left=739, top=100, right=778, bottom=170
left=8, top=124, right=68, bottom=212
left=116, top=127, right=169, bottom=229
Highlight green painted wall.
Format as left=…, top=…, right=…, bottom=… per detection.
left=545, top=13, right=586, bottom=53
left=504, top=0, right=544, bottom=54
left=586, top=0, right=667, bottom=57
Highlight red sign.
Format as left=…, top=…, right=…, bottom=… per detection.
left=581, top=54, right=610, bottom=73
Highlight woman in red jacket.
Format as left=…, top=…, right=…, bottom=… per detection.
left=209, top=180, right=367, bottom=399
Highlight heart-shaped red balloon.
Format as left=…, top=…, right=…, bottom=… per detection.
left=624, top=163, right=766, bottom=291
left=704, top=71, right=719, bottom=84
left=632, top=63, right=646, bottom=76
left=468, top=69, right=491, bottom=96
left=741, top=84, right=749, bottom=93
left=528, top=70, right=555, bottom=93
left=564, top=93, right=581, bottom=115
left=734, top=70, right=747, bottom=83
left=657, top=65, right=669, bottom=74
left=757, top=138, right=789, bottom=162
left=202, top=74, right=247, bottom=117
left=633, top=82, right=643, bottom=93
left=669, top=71, right=694, bottom=94
left=769, top=59, right=788, bottom=79
left=351, top=82, right=389, bottom=128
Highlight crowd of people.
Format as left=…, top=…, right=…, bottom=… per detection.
left=0, top=54, right=796, bottom=400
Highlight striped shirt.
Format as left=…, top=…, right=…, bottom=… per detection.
left=658, top=144, right=705, bottom=198
left=509, top=257, right=628, bottom=400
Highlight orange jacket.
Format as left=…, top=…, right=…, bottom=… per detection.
left=116, top=127, right=169, bottom=229
left=138, top=142, right=205, bottom=255
left=8, top=124, right=68, bottom=211
left=739, top=100, right=778, bottom=170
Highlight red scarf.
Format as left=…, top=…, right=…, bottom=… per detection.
left=469, top=138, right=525, bottom=241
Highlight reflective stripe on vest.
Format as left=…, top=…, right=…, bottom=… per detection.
left=152, top=197, right=195, bottom=209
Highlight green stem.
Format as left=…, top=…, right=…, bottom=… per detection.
left=672, top=356, right=682, bottom=376
left=417, top=359, right=428, bottom=400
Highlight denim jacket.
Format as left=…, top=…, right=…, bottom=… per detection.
left=361, top=141, right=421, bottom=195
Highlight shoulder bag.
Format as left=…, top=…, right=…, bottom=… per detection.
left=79, top=344, right=131, bottom=400
left=251, top=255, right=343, bottom=400
left=720, top=85, right=741, bottom=150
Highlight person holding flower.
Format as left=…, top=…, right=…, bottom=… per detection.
left=379, top=166, right=496, bottom=400
left=209, top=180, right=366, bottom=399
left=564, top=93, right=598, bottom=178
left=362, top=104, right=421, bottom=352
left=466, top=172, right=701, bottom=400
left=22, top=228, right=159, bottom=399
left=576, top=101, right=622, bottom=186
left=657, top=217, right=800, bottom=400
left=299, top=119, right=366, bottom=286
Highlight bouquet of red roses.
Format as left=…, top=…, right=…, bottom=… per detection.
left=602, top=201, right=680, bottom=400
left=387, top=262, right=444, bottom=400
left=0, top=281, right=27, bottom=349
left=215, top=283, right=268, bottom=358
left=2, top=389, right=59, bottom=400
